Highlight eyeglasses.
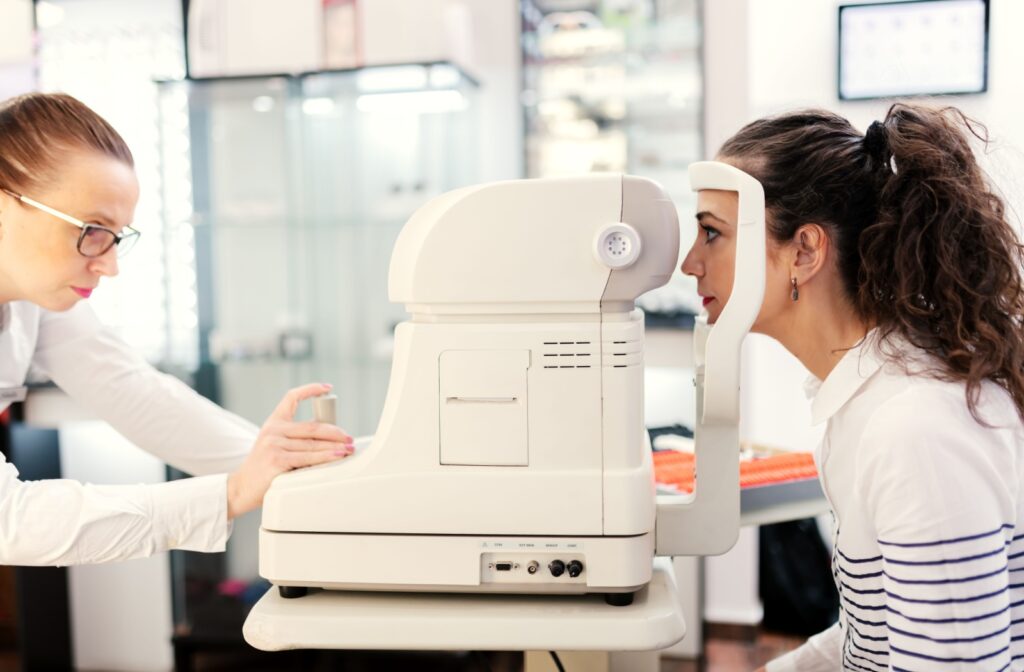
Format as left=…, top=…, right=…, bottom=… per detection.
left=0, top=187, right=140, bottom=258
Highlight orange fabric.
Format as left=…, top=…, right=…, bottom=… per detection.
left=653, top=450, right=818, bottom=494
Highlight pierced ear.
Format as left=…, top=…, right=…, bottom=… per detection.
left=791, top=223, right=829, bottom=283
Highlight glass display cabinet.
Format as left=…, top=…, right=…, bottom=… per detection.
left=155, top=62, right=479, bottom=667
left=521, top=0, right=703, bottom=322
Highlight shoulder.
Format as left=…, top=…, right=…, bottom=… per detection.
left=855, top=372, right=1019, bottom=488
left=6, top=301, right=42, bottom=328
left=862, top=366, right=1019, bottom=443
left=3, top=301, right=42, bottom=348
left=852, top=373, right=1020, bottom=540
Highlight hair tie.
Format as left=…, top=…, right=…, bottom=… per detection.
left=863, top=120, right=888, bottom=162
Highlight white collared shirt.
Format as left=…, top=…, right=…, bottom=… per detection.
left=0, top=301, right=258, bottom=566
left=767, top=331, right=1024, bottom=672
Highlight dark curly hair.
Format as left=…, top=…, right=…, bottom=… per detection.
left=719, top=103, right=1024, bottom=424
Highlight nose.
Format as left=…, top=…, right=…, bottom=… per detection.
left=87, top=246, right=120, bottom=278
left=680, top=239, right=703, bottom=279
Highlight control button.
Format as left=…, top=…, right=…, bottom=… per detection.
left=548, top=560, right=566, bottom=577
left=567, top=560, right=584, bottom=578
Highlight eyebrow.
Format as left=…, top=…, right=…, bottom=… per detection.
left=695, top=210, right=730, bottom=226
left=82, top=213, right=127, bottom=232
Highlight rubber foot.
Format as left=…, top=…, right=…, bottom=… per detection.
left=604, top=592, right=634, bottom=607
left=278, top=586, right=308, bottom=599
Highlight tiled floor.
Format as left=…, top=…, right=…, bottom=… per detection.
left=0, top=630, right=803, bottom=671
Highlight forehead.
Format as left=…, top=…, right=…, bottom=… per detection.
left=35, top=149, right=138, bottom=225
left=696, top=189, right=739, bottom=223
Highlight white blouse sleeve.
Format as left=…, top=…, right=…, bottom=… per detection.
left=856, top=385, right=1018, bottom=672
left=0, top=456, right=231, bottom=566
left=31, top=303, right=258, bottom=476
left=0, top=302, right=262, bottom=565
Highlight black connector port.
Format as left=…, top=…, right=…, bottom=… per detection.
left=495, top=562, right=513, bottom=571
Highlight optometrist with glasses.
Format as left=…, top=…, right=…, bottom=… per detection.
left=0, top=93, right=354, bottom=566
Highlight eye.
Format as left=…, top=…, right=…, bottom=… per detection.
left=78, top=224, right=118, bottom=256
left=700, top=224, right=720, bottom=243
left=83, top=225, right=110, bottom=238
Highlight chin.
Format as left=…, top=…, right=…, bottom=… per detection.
left=38, top=293, right=81, bottom=312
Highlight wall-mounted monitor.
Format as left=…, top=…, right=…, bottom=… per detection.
left=838, top=0, right=989, bottom=100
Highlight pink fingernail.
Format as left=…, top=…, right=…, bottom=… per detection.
left=323, top=383, right=333, bottom=390
left=334, top=449, right=348, bottom=456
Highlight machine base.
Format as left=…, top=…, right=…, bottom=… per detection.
left=260, top=529, right=655, bottom=596
left=244, top=558, right=683, bottom=652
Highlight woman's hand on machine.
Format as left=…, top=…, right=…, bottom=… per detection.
left=226, top=383, right=354, bottom=519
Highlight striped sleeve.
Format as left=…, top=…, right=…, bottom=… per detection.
left=857, top=388, right=1018, bottom=671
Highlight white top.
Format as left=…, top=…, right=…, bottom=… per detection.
left=767, top=331, right=1024, bottom=672
left=0, top=301, right=257, bottom=566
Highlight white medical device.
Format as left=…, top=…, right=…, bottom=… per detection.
left=254, top=167, right=765, bottom=607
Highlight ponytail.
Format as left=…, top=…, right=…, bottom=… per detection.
left=858, top=104, right=1024, bottom=422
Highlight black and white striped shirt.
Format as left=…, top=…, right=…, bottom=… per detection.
left=768, top=331, right=1024, bottom=671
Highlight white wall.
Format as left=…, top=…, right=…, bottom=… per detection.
left=702, top=0, right=750, bottom=158
left=0, top=0, right=32, bottom=63
left=0, top=0, right=34, bottom=98
left=461, top=0, right=523, bottom=182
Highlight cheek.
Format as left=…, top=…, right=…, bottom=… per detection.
left=709, top=244, right=737, bottom=297
left=757, top=288, right=786, bottom=317
left=26, top=228, right=82, bottom=282
left=751, top=268, right=791, bottom=326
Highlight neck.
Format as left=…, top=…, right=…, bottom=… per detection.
left=0, top=272, right=16, bottom=305
left=763, top=290, right=870, bottom=381
left=0, top=261, right=21, bottom=305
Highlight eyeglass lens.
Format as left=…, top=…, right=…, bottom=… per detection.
left=78, top=226, right=139, bottom=258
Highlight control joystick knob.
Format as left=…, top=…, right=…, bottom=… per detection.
left=313, top=394, right=337, bottom=425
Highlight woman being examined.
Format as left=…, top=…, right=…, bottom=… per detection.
left=682, top=104, right=1024, bottom=671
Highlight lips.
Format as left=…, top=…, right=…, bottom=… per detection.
left=702, top=296, right=715, bottom=307
left=72, top=287, right=94, bottom=299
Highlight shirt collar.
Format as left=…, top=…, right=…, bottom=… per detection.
left=805, top=329, right=888, bottom=426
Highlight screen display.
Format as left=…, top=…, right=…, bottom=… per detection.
left=838, top=0, right=989, bottom=100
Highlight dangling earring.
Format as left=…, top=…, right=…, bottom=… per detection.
left=791, top=277, right=799, bottom=302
